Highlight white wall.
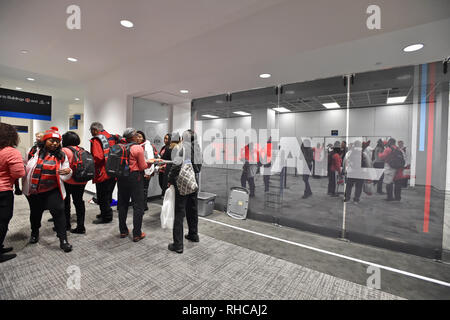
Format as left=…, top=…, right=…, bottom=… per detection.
left=33, top=99, right=70, bottom=138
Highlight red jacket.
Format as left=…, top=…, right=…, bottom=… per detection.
left=329, top=153, right=342, bottom=173
left=90, top=130, right=116, bottom=183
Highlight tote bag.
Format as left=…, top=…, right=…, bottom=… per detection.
left=161, top=185, right=175, bottom=229
left=176, top=147, right=198, bottom=196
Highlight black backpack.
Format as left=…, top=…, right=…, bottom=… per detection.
left=105, top=143, right=136, bottom=178
left=387, top=147, right=405, bottom=169
left=67, top=147, right=95, bottom=182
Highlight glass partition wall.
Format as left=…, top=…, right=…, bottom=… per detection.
left=192, top=60, right=450, bottom=258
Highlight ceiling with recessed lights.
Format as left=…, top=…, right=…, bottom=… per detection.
left=0, top=0, right=449, bottom=104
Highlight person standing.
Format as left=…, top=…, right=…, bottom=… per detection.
left=378, top=138, right=404, bottom=201
left=158, top=133, right=171, bottom=197
left=0, top=123, right=26, bottom=263
left=240, top=142, right=258, bottom=197
left=22, top=127, right=73, bottom=252
left=301, top=139, right=314, bottom=198
left=372, top=139, right=385, bottom=194
left=328, top=141, right=342, bottom=196
left=136, top=130, right=155, bottom=211
left=89, top=122, right=117, bottom=224
left=117, top=128, right=155, bottom=242
left=343, top=140, right=371, bottom=203
left=167, top=129, right=202, bottom=253
left=62, top=131, right=88, bottom=234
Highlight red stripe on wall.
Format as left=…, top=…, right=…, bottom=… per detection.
left=423, top=63, right=436, bottom=233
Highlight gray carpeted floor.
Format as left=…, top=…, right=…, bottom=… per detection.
left=0, top=194, right=403, bottom=300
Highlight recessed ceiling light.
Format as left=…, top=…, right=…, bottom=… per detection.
left=259, top=73, right=271, bottom=79
left=403, top=43, right=424, bottom=53
left=74, top=98, right=80, bottom=101
left=215, top=100, right=224, bottom=104
left=272, top=107, right=290, bottom=113
left=120, top=20, right=134, bottom=28
left=16, top=87, right=22, bottom=90
left=285, top=90, right=295, bottom=94
left=26, top=77, right=35, bottom=81
left=323, top=103, right=340, bottom=109
left=67, top=57, right=78, bottom=62
left=233, top=111, right=251, bottom=116
left=20, top=50, right=28, bottom=54
left=202, top=114, right=219, bottom=119
left=387, top=96, right=407, bottom=104
left=180, top=90, right=189, bottom=94
left=145, top=120, right=160, bottom=123
left=397, top=74, right=412, bottom=80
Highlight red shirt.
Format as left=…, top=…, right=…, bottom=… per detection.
left=129, top=145, right=149, bottom=172
left=62, top=147, right=88, bottom=185
left=0, top=147, right=25, bottom=192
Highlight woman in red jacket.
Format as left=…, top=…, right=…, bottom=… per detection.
left=23, top=128, right=73, bottom=252
left=0, top=123, right=26, bottom=263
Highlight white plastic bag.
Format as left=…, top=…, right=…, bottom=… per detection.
left=161, top=185, right=175, bottom=229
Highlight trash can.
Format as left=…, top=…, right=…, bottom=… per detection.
left=197, top=192, right=216, bottom=217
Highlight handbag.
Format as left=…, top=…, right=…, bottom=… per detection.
left=161, top=185, right=175, bottom=229
left=176, top=147, right=198, bottom=196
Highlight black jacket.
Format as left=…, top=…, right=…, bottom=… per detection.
left=167, top=145, right=202, bottom=185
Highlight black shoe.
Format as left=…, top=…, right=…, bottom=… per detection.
left=168, top=243, right=183, bottom=253
left=185, top=234, right=199, bottom=242
left=0, top=253, right=17, bottom=263
left=29, top=234, right=39, bottom=244
left=48, top=218, right=54, bottom=222
left=93, top=218, right=112, bottom=224
left=60, top=240, right=72, bottom=253
left=70, top=227, right=86, bottom=234
left=96, top=214, right=102, bottom=219
left=0, top=247, right=13, bottom=254
left=144, top=207, right=149, bottom=212
left=353, top=199, right=360, bottom=203
left=14, top=189, right=22, bottom=195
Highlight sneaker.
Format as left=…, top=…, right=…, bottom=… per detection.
left=0, top=253, right=17, bottom=263
left=70, top=227, right=86, bottom=234
left=48, top=218, right=54, bottom=222
left=29, top=233, right=39, bottom=244
left=0, top=247, right=13, bottom=254
left=120, top=229, right=129, bottom=238
left=60, top=240, right=72, bottom=253
left=168, top=243, right=183, bottom=253
left=185, top=234, right=199, bottom=242
left=133, top=232, right=146, bottom=242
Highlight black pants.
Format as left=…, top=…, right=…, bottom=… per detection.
left=118, top=171, right=145, bottom=237
left=159, top=172, right=168, bottom=196
left=95, top=178, right=116, bottom=221
left=263, top=175, right=270, bottom=192
left=386, top=181, right=402, bottom=200
left=64, top=183, right=86, bottom=230
left=143, top=177, right=150, bottom=209
left=345, top=178, right=364, bottom=201
left=28, top=188, right=67, bottom=240
left=328, top=171, right=336, bottom=195
left=241, top=171, right=255, bottom=196
left=374, top=173, right=384, bottom=193
left=302, top=175, right=312, bottom=196
left=0, top=191, right=14, bottom=250
left=173, top=187, right=198, bottom=249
